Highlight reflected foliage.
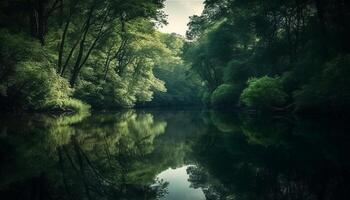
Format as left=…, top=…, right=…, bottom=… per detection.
left=188, top=112, right=350, bottom=200
left=0, top=111, right=168, bottom=200
left=1, top=110, right=350, bottom=200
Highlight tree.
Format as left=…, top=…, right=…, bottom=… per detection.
left=183, top=0, right=350, bottom=112
left=211, top=84, right=241, bottom=108
left=240, top=76, right=288, bottom=110
left=0, top=0, right=171, bottom=111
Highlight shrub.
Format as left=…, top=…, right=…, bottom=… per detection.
left=75, top=79, right=136, bottom=109
left=240, top=76, right=287, bottom=110
left=44, top=98, right=90, bottom=114
left=14, top=61, right=88, bottom=113
left=14, top=62, right=69, bottom=107
left=211, top=84, right=242, bottom=107
left=0, top=30, right=87, bottom=113
left=0, top=29, right=47, bottom=95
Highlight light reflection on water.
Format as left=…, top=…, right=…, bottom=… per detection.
left=157, top=165, right=205, bottom=200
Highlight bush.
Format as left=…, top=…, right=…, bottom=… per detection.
left=240, top=76, right=287, bottom=110
left=75, top=79, right=136, bottom=109
left=0, top=30, right=86, bottom=113
left=14, top=62, right=69, bottom=107
left=44, top=98, right=90, bottom=114
left=13, top=61, right=88, bottom=113
left=0, top=29, right=47, bottom=92
left=211, top=84, right=242, bottom=108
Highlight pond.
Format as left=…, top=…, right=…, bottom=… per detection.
left=0, top=109, right=349, bottom=200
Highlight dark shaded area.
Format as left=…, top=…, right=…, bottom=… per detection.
left=184, top=0, right=350, bottom=113
left=189, top=112, right=350, bottom=199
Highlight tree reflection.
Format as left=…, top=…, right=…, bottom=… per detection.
left=1, top=110, right=350, bottom=200
left=188, top=111, right=350, bottom=200
left=0, top=110, right=168, bottom=200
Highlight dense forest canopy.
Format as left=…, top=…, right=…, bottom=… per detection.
left=0, top=0, right=201, bottom=112
left=1, top=1, right=350, bottom=198
left=0, top=0, right=349, bottom=113
left=184, top=0, right=350, bottom=113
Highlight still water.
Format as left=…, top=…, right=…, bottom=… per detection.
left=0, top=109, right=349, bottom=200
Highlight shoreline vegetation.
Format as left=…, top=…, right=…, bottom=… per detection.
left=1, top=0, right=350, bottom=115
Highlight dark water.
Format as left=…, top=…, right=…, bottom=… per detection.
left=0, top=110, right=350, bottom=200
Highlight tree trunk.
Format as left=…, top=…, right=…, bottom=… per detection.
left=70, top=5, right=109, bottom=87
left=57, top=18, right=71, bottom=73
left=29, top=0, right=50, bottom=45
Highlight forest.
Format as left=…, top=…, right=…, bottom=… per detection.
left=1, top=1, right=350, bottom=200
left=0, top=0, right=350, bottom=114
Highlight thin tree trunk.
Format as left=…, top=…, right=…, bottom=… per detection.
left=57, top=18, right=71, bottom=73
left=103, top=49, right=112, bottom=80
left=60, top=37, right=81, bottom=76
left=70, top=5, right=109, bottom=86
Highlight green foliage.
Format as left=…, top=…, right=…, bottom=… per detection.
left=211, top=84, right=242, bottom=107
left=0, top=110, right=170, bottom=199
left=201, top=91, right=212, bottom=106
left=0, top=29, right=38, bottom=61
left=148, top=66, right=202, bottom=107
left=1, top=109, right=349, bottom=199
left=75, top=79, right=138, bottom=109
left=2, top=0, right=349, bottom=112
left=44, top=98, right=90, bottom=114
left=13, top=61, right=88, bottom=113
left=184, top=0, right=350, bottom=112
left=240, top=76, right=287, bottom=110
left=140, top=32, right=203, bottom=107
left=15, top=62, right=70, bottom=108
left=209, top=111, right=241, bottom=133
left=0, top=30, right=87, bottom=113
left=0, top=29, right=46, bottom=85
left=294, top=55, right=350, bottom=113
left=0, top=0, right=186, bottom=112
left=182, top=31, right=224, bottom=92
left=74, top=30, right=169, bottom=109
left=224, top=60, right=255, bottom=85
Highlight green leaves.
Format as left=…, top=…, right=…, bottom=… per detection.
left=211, top=84, right=242, bottom=108
left=293, top=55, right=350, bottom=113
left=0, top=29, right=87, bottom=113
left=240, top=76, right=288, bottom=110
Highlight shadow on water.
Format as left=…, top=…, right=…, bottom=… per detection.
left=0, top=110, right=349, bottom=200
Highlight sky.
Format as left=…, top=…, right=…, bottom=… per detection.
left=158, top=0, right=205, bottom=36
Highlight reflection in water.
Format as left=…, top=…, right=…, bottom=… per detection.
left=157, top=165, right=205, bottom=200
left=191, top=112, right=350, bottom=200
left=0, top=110, right=168, bottom=200
left=0, top=110, right=349, bottom=200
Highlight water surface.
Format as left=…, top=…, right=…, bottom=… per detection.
left=157, top=165, right=205, bottom=200
left=0, top=110, right=349, bottom=200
